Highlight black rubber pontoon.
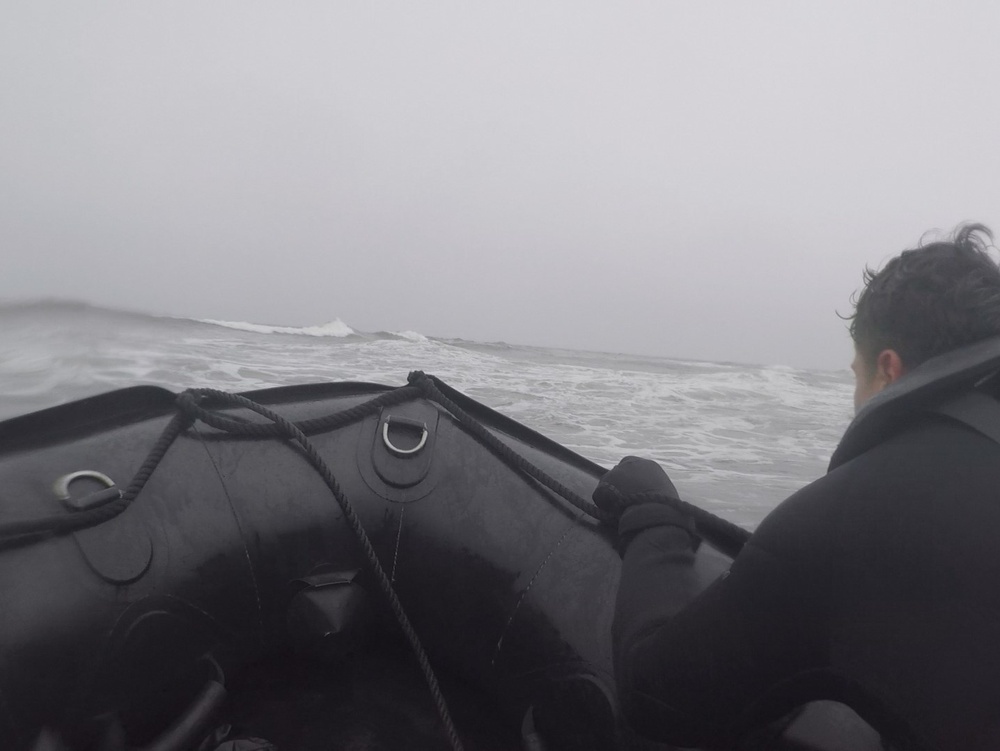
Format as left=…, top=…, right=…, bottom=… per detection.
left=0, top=372, right=896, bottom=750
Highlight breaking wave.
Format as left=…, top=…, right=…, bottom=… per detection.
left=197, top=318, right=356, bottom=337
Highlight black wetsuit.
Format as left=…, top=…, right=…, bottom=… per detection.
left=615, top=407, right=1000, bottom=750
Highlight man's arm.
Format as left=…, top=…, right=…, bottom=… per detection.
left=611, top=482, right=837, bottom=748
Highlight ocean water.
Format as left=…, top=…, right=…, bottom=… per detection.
left=0, top=301, right=854, bottom=529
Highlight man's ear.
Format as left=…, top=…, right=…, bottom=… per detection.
left=875, top=349, right=906, bottom=386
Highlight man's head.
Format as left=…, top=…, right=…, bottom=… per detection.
left=847, top=223, right=1000, bottom=411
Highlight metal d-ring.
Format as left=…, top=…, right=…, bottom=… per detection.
left=54, top=470, right=116, bottom=500
left=54, top=470, right=121, bottom=511
left=382, top=416, right=428, bottom=456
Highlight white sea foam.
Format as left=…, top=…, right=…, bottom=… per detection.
left=391, top=330, right=429, bottom=342
left=198, top=318, right=355, bottom=337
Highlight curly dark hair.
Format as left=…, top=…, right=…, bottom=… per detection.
left=848, top=223, right=1000, bottom=369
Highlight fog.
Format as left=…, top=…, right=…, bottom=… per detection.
left=3, top=2, right=998, bottom=370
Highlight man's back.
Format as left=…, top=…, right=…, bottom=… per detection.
left=823, top=413, right=1000, bottom=748
left=613, top=407, right=1000, bottom=750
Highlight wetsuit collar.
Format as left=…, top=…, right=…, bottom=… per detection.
left=829, top=335, right=1000, bottom=470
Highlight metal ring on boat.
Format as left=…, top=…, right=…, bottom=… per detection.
left=53, top=470, right=116, bottom=500
left=382, top=416, right=428, bottom=456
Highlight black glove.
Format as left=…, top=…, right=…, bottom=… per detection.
left=593, top=456, right=698, bottom=544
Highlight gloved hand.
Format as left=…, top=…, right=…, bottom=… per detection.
left=593, top=456, right=698, bottom=545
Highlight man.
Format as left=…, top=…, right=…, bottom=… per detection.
left=595, top=224, right=1000, bottom=750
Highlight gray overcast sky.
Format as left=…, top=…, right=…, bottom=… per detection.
left=2, top=3, right=998, bottom=370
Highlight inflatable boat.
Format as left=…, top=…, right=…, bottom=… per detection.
left=0, top=372, right=884, bottom=751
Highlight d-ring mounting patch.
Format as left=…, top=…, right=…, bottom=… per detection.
left=57, top=470, right=153, bottom=584
left=357, top=402, right=441, bottom=500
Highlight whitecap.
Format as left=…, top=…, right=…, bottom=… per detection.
left=390, top=330, right=428, bottom=342
left=198, top=318, right=355, bottom=337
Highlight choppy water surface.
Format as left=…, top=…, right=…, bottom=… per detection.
left=0, top=301, right=853, bottom=528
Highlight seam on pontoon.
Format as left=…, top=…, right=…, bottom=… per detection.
left=194, top=425, right=264, bottom=642
left=391, top=504, right=405, bottom=584
left=492, top=522, right=574, bottom=666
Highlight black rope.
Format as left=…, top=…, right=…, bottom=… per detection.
left=406, top=372, right=752, bottom=556
left=176, top=389, right=465, bottom=751
left=0, top=411, right=192, bottom=540
left=620, top=490, right=751, bottom=556
left=2, top=375, right=748, bottom=553
left=189, top=385, right=421, bottom=438
left=407, top=371, right=615, bottom=524
left=0, top=387, right=413, bottom=543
